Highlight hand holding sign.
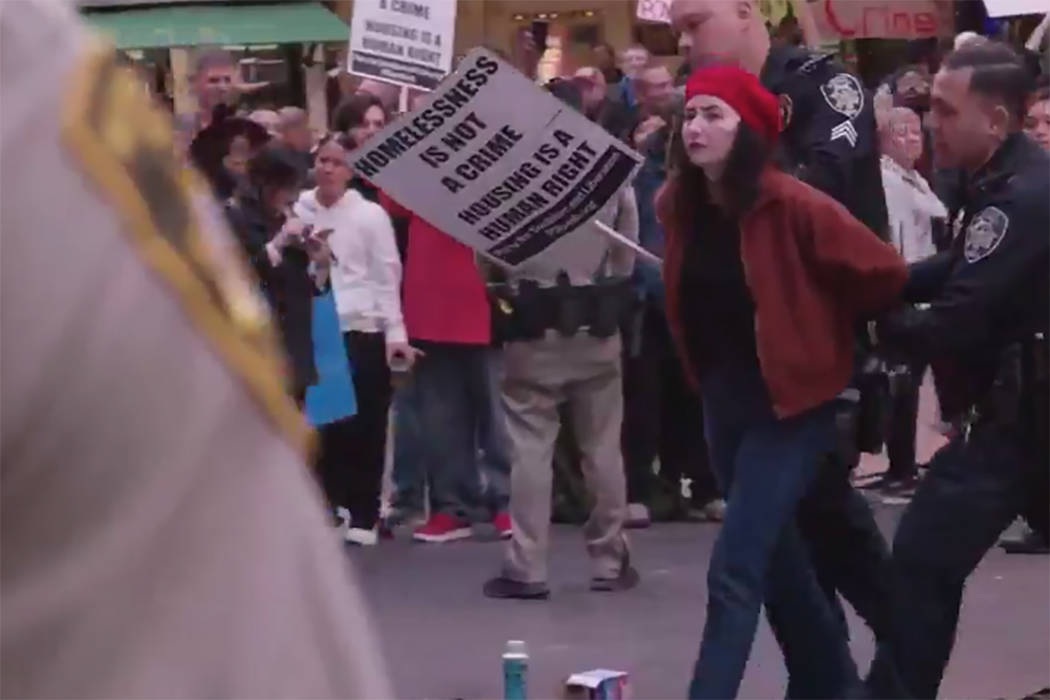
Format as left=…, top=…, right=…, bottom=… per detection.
left=348, top=48, right=642, bottom=270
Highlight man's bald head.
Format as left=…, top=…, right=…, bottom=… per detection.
left=670, top=0, right=770, bottom=75
left=277, top=107, right=311, bottom=153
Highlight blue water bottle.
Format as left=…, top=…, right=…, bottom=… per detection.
left=503, top=639, right=528, bottom=700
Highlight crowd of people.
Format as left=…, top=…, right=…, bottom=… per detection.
left=8, top=0, right=1045, bottom=696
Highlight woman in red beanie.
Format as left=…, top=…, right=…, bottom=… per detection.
left=660, top=66, right=908, bottom=699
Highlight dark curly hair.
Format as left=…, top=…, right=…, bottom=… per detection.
left=332, top=92, right=388, bottom=134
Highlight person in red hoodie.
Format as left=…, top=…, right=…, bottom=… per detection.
left=659, top=66, right=908, bottom=698
left=382, top=198, right=512, bottom=543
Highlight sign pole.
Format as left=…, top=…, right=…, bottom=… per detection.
left=593, top=220, right=663, bottom=267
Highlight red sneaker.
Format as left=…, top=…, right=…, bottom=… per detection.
left=412, top=513, right=472, bottom=543
left=493, top=511, right=513, bottom=539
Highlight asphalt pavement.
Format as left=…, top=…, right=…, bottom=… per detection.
left=350, top=505, right=1049, bottom=700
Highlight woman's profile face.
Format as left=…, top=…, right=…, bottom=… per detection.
left=1024, top=98, right=1050, bottom=152
left=349, top=105, right=387, bottom=146
left=682, top=94, right=741, bottom=169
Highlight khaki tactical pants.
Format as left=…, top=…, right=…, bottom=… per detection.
left=501, top=331, right=629, bottom=583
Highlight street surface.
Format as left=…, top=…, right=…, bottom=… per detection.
left=352, top=509, right=1049, bottom=700
left=354, top=374, right=1047, bottom=699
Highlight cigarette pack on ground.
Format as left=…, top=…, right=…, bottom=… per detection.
left=564, top=669, right=631, bottom=699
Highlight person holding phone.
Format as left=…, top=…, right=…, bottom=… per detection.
left=224, top=146, right=332, bottom=403
left=294, top=133, right=414, bottom=546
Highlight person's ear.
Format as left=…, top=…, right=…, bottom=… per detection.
left=986, top=100, right=1012, bottom=138
left=737, top=1, right=754, bottom=21
left=989, top=103, right=1012, bottom=137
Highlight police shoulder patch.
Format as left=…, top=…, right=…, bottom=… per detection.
left=964, top=206, right=1009, bottom=263
left=61, top=40, right=312, bottom=457
left=820, top=73, right=864, bottom=120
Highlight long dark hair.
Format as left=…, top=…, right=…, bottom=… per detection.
left=667, top=122, right=773, bottom=232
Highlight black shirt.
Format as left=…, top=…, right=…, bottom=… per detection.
left=678, top=205, right=759, bottom=378
left=224, top=188, right=318, bottom=395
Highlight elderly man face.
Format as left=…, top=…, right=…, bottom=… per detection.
left=194, top=51, right=238, bottom=115
left=573, top=67, right=608, bottom=117
left=277, top=107, right=312, bottom=152
left=620, top=46, right=650, bottom=80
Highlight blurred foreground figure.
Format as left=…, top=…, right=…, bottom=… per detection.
left=0, top=3, right=390, bottom=697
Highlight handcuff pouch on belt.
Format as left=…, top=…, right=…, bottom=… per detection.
left=489, top=272, right=633, bottom=342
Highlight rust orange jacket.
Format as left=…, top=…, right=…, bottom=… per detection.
left=661, top=168, right=908, bottom=419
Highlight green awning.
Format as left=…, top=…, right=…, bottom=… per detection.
left=83, top=2, right=348, bottom=49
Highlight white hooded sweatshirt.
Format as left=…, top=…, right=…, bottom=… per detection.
left=294, top=188, right=406, bottom=343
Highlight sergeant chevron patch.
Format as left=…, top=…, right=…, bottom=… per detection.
left=830, top=120, right=858, bottom=147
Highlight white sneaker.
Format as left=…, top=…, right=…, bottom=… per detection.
left=345, top=527, right=378, bottom=546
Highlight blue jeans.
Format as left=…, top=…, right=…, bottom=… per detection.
left=399, top=343, right=510, bottom=521
left=391, top=385, right=424, bottom=513
left=689, top=363, right=858, bottom=699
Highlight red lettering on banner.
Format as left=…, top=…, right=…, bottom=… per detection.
left=821, top=0, right=942, bottom=39
left=824, top=0, right=856, bottom=37
left=914, top=13, right=937, bottom=35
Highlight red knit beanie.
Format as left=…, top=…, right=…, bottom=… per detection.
left=684, top=65, right=781, bottom=144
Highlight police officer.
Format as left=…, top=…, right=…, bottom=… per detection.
left=867, top=42, right=1048, bottom=698
left=671, top=0, right=891, bottom=640
left=482, top=80, right=641, bottom=600
left=0, top=3, right=389, bottom=696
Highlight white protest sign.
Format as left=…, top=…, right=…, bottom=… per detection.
left=348, top=0, right=456, bottom=90
left=636, top=0, right=672, bottom=23
left=350, top=48, right=643, bottom=269
left=983, top=0, right=1047, bottom=17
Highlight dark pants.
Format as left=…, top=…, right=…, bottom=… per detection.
left=339, top=331, right=391, bottom=531
left=690, top=364, right=857, bottom=699
left=800, top=457, right=892, bottom=642
left=867, top=423, right=1037, bottom=698
left=886, top=361, right=928, bottom=479
left=317, top=416, right=356, bottom=512
left=622, top=304, right=718, bottom=506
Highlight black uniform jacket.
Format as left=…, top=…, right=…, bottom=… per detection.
left=761, top=46, right=889, bottom=239
left=225, top=188, right=318, bottom=396
left=882, top=133, right=1050, bottom=402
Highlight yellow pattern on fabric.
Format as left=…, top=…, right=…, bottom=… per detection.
left=62, top=40, right=314, bottom=459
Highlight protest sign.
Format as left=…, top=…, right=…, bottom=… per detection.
left=814, top=0, right=953, bottom=40
left=636, top=0, right=671, bottom=23
left=983, top=0, right=1047, bottom=17
left=349, top=0, right=456, bottom=90
left=349, top=48, right=643, bottom=269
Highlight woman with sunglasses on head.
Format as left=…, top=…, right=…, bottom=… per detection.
left=659, top=66, right=908, bottom=698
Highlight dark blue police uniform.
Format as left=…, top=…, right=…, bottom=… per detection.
left=868, top=132, right=1050, bottom=698
left=761, top=46, right=894, bottom=644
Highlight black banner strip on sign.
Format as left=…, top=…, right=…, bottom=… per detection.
left=351, top=50, right=444, bottom=90
left=487, top=146, right=637, bottom=266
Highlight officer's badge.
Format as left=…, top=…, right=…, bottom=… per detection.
left=778, top=93, right=793, bottom=131
left=820, top=73, right=864, bottom=119
left=964, top=206, right=1009, bottom=263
